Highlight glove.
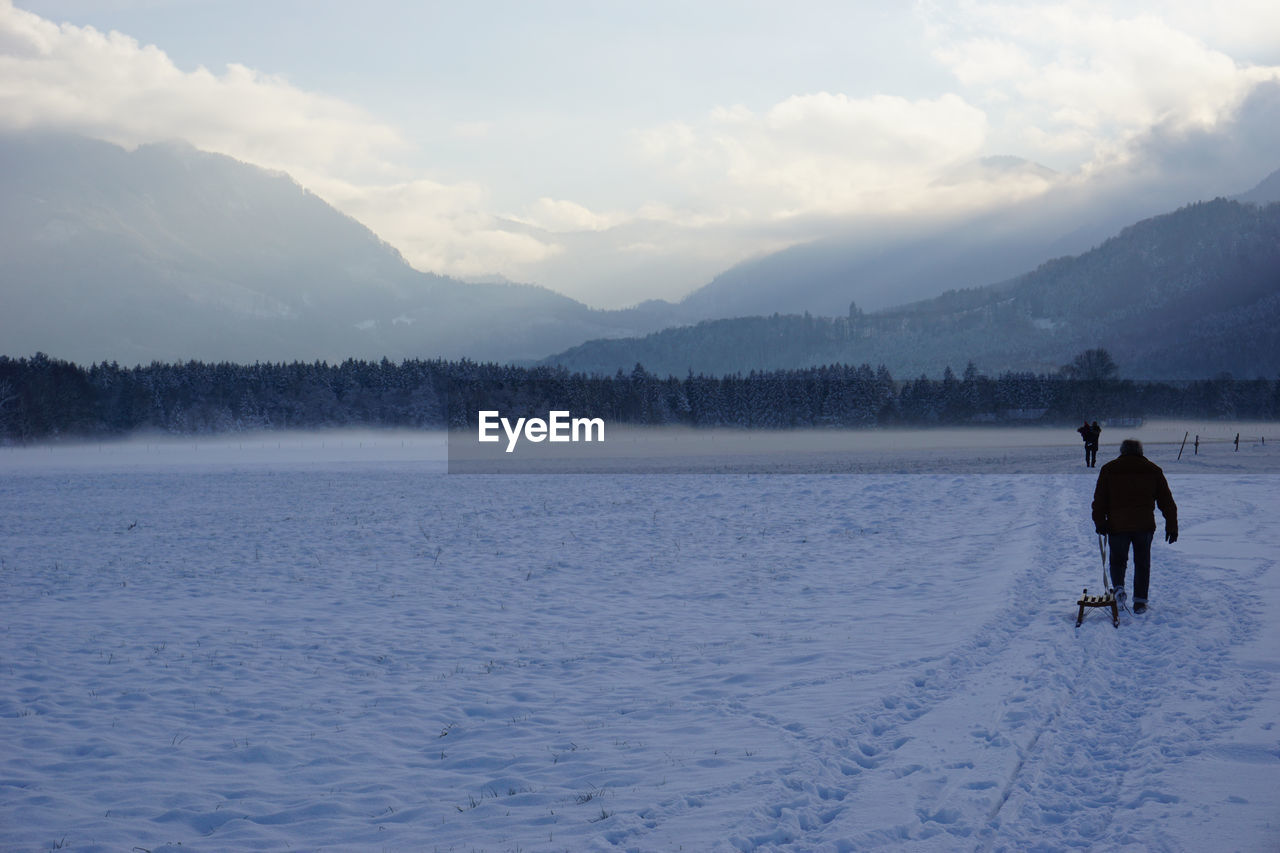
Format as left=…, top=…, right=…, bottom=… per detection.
left=1165, top=527, right=1178, bottom=544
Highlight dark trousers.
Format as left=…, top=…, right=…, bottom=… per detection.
left=1085, top=444, right=1098, bottom=466
left=1109, top=530, right=1154, bottom=602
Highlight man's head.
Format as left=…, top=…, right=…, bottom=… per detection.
left=1119, top=439, right=1144, bottom=457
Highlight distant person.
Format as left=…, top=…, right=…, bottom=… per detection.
left=1077, top=420, right=1101, bottom=467
left=1091, top=439, right=1177, bottom=614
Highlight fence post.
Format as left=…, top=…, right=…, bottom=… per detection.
left=1177, top=431, right=1188, bottom=460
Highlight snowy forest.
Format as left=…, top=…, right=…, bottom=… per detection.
left=1, top=352, right=1277, bottom=441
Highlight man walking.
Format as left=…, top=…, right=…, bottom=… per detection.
left=1077, top=420, right=1101, bottom=467
left=1091, top=439, right=1177, bottom=613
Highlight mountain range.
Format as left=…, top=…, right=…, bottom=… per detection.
left=546, top=196, right=1280, bottom=380
left=2, top=130, right=1277, bottom=379
left=0, top=132, right=676, bottom=365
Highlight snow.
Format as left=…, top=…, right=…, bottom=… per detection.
left=1, top=426, right=1277, bottom=851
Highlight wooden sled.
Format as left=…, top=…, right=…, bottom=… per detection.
left=1075, top=587, right=1119, bottom=628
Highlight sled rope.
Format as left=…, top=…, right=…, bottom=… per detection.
left=1098, top=533, right=1108, bottom=591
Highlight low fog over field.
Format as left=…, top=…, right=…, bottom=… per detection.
left=6, top=421, right=1274, bottom=474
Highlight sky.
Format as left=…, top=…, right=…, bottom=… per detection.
left=3, top=0, right=1280, bottom=308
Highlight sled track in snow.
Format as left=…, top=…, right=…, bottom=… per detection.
left=675, top=474, right=1274, bottom=852
left=981, top=477, right=1273, bottom=851
left=584, top=475, right=1056, bottom=851
left=706, top=476, right=1067, bottom=851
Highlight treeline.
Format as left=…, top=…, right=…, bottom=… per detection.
left=1, top=353, right=1277, bottom=441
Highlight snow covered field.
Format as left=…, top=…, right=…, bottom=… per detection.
left=2, top=426, right=1277, bottom=851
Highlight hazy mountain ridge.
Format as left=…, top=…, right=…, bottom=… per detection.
left=544, top=197, right=1280, bottom=380
left=675, top=158, right=1149, bottom=321
left=1233, top=168, right=1280, bottom=205
left=0, top=132, right=676, bottom=365
left=674, top=153, right=1280, bottom=324
left=4, top=130, right=1277, bottom=377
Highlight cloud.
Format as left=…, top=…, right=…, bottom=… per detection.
left=0, top=1, right=545, bottom=282
left=1111, top=1, right=1280, bottom=63
left=509, top=198, right=621, bottom=233
left=636, top=91, right=993, bottom=219
left=306, top=175, right=563, bottom=279
left=933, top=37, right=1034, bottom=87
left=3, top=0, right=1278, bottom=307
left=0, top=2, right=403, bottom=180
left=928, top=2, right=1280, bottom=170
left=631, top=3, right=1280, bottom=236
left=1121, top=79, right=1280, bottom=195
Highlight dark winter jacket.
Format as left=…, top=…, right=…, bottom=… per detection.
left=1091, top=453, right=1177, bottom=534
